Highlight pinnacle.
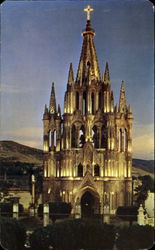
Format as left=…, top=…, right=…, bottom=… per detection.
left=121, top=80, right=125, bottom=92
left=68, top=63, right=74, bottom=85
left=58, top=104, right=61, bottom=114
left=49, top=82, right=56, bottom=114
left=104, top=62, right=110, bottom=82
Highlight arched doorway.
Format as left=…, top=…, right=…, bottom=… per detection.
left=81, top=191, right=99, bottom=218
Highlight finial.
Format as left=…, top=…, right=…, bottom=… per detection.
left=52, top=82, right=55, bottom=93
left=84, top=5, right=94, bottom=21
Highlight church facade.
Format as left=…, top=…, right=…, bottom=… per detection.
left=42, top=7, right=133, bottom=217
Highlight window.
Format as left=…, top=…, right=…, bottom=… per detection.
left=91, top=92, right=95, bottom=114
left=92, top=126, right=99, bottom=148
left=54, top=130, right=56, bottom=147
left=124, top=129, right=127, bottom=152
left=98, top=91, right=102, bottom=110
left=71, top=125, right=76, bottom=148
left=49, top=130, right=52, bottom=147
left=87, top=61, right=90, bottom=67
left=101, top=126, right=107, bottom=149
left=76, top=92, right=79, bottom=109
left=79, top=125, right=85, bottom=147
left=77, top=164, right=83, bottom=177
left=119, top=129, right=122, bottom=152
left=94, top=165, right=100, bottom=176
left=83, top=92, right=87, bottom=115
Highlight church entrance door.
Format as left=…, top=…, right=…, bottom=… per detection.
left=81, top=191, right=95, bottom=218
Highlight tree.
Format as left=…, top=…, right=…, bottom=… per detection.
left=135, top=175, right=154, bottom=206
left=38, top=202, right=72, bottom=223
left=0, top=217, right=26, bottom=250
left=116, top=224, right=154, bottom=250
left=116, top=206, right=138, bottom=226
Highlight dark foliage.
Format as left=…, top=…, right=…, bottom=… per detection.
left=135, top=175, right=154, bottom=206
left=0, top=216, right=26, bottom=250
left=116, top=224, right=154, bottom=250
left=38, top=202, right=72, bottom=223
left=0, top=202, right=24, bottom=217
left=116, top=206, right=138, bottom=225
left=30, top=218, right=115, bottom=250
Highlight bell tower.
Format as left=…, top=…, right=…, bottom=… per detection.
left=42, top=6, right=133, bottom=217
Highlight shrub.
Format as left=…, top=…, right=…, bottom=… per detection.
left=0, top=202, right=24, bottom=217
left=0, top=216, right=26, bottom=250
left=116, top=224, right=154, bottom=250
left=38, top=202, right=72, bottom=223
left=30, top=218, right=116, bottom=250
left=116, top=206, right=138, bottom=226
left=29, top=226, right=51, bottom=250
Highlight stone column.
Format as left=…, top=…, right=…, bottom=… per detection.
left=43, top=203, right=49, bottom=227
left=137, top=204, right=145, bottom=226
left=29, top=206, right=35, bottom=216
left=103, top=203, right=110, bottom=224
left=75, top=198, right=81, bottom=219
left=13, top=201, right=19, bottom=219
left=31, top=174, right=35, bottom=205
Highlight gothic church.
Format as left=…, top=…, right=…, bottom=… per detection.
left=42, top=6, right=133, bottom=217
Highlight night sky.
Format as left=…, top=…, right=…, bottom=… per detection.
left=1, top=0, right=154, bottom=159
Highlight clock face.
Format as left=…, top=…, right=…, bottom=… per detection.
left=50, top=107, right=54, bottom=113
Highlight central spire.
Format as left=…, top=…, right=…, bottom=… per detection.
left=76, top=6, right=100, bottom=84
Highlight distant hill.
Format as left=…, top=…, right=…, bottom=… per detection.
left=0, top=140, right=154, bottom=177
left=132, top=158, right=154, bottom=174
left=0, top=140, right=43, bottom=166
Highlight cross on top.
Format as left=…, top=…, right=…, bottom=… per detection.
left=84, top=5, right=94, bottom=21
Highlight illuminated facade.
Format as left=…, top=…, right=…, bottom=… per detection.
left=42, top=7, right=133, bottom=217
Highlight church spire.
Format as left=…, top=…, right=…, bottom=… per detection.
left=104, top=62, right=110, bottom=84
left=49, top=82, right=56, bottom=114
left=119, top=80, right=127, bottom=113
left=68, top=63, right=74, bottom=85
left=76, top=6, right=100, bottom=84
